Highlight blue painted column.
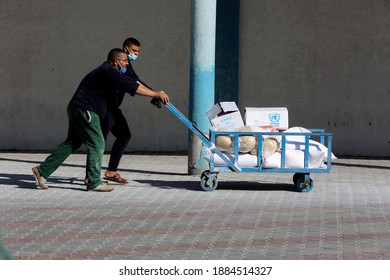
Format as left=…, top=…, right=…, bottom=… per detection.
left=188, top=0, right=217, bottom=175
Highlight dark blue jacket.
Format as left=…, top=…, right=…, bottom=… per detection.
left=69, top=62, right=139, bottom=119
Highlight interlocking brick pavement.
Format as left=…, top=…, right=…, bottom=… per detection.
left=0, top=153, right=389, bottom=260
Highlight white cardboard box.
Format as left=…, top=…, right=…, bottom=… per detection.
left=244, top=107, right=289, bottom=130
left=206, top=102, right=244, bottom=131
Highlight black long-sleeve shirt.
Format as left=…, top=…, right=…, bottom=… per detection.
left=69, top=62, right=139, bottom=119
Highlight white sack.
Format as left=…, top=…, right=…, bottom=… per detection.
left=285, top=139, right=336, bottom=162
left=204, top=148, right=259, bottom=168
left=262, top=150, right=325, bottom=168
left=284, top=127, right=337, bottom=162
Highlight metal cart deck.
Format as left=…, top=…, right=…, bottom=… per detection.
left=164, top=102, right=333, bottom=192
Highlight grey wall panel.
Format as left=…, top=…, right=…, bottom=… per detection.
left=1, top=0, right=389, bottom=157
left=239, top=0, right=390, bottom=157
left=0, top=0, right=190, bottom=152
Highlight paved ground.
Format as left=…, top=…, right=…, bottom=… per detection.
left=0, top=153, right=389, bottom=260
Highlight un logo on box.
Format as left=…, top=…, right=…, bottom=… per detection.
left=269, top=113, right=281, bottom=124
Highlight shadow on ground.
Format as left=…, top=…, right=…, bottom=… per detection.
left=0, top=173, right=86, bottom=191
left=134, top=179, right=297, bottom=192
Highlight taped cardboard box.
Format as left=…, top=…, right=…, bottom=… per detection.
left=244, top=107, right=289, bottom=130
left=206, top=102, right=244, bottom=131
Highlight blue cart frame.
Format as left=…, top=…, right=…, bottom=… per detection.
left=165, top=102, right=333, bottom=192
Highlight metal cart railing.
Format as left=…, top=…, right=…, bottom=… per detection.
left=164, top=102, right=333, bottom=192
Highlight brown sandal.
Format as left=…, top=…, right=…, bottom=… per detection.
left=103, top=174, right=128, bottom=184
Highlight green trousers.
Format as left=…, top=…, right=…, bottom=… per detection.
left=38, top=105, right=105, bottom=190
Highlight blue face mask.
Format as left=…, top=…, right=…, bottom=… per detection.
left=128, top=52, right=138, bottom=61
left=119, top=66, right=127, bottom=74
left=117, top=61, right=127, bottom=74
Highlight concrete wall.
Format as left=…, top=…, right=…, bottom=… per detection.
left=1, top=0, right=389, bottom=157
left=0, top=0, right=190, bottom=152
left=239, top=0, right=390, bottom=157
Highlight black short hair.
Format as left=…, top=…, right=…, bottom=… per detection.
left=107, top=48, right=126, bottom=63
left=123, top=37, right=141, bottom=49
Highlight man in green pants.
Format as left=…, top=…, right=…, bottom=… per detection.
left=32, top=48, right=169, bottom=192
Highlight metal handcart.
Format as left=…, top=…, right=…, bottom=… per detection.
left=164, top=102, right=333, bottom=193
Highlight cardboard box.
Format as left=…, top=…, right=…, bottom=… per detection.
left=206, top=102, right=244, bottom=131
left=244, top=107, right=289, bottom=130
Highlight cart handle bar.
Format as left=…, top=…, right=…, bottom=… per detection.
left=164, top=102, right=241, bottom=173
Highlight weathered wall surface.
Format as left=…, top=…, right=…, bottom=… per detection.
left=1, top=0, right=389, bottom=156
left=0, top=0, right=190, bottom=152
left=239, top=0, right=390, bottom=156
